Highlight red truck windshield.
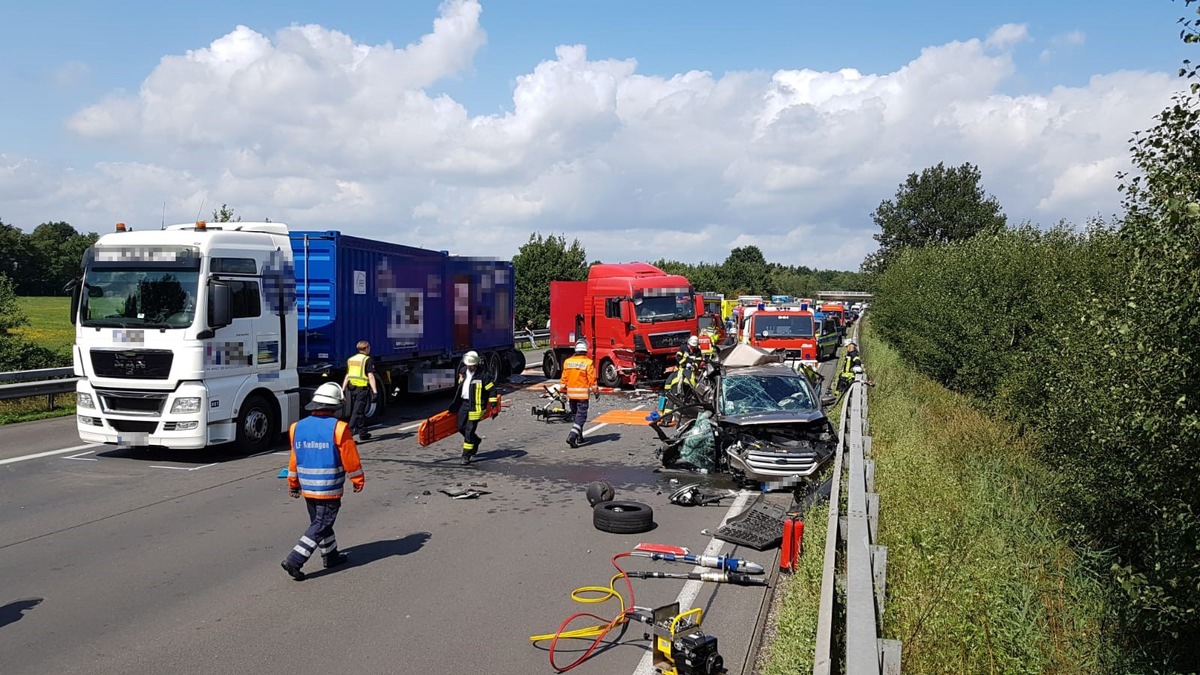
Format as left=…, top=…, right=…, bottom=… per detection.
left=635, top=287, right=695, bottom=323
left=751, top=314, right=814, bottom=338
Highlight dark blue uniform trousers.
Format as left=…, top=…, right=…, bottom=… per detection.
left=286, top=497, right=342, bottom=568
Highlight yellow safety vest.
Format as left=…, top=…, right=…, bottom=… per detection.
left=346, top=354, right=369, bottom=387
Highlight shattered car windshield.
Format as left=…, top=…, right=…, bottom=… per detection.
left=719, top=372, right=817, bottom=416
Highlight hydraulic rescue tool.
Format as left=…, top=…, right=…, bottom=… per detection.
left=626, top=570, right=768, bottom=586
left=629, top=550, right=765, bottom=575
left=628, top=602, right=724, bottom=675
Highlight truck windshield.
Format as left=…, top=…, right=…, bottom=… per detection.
left=752, top=314, right=814, bottom=338
left=634, top=287, right=696, bottom=323
left=80, top=268, right=201, bottom=329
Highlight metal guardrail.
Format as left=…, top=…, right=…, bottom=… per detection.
left=0, top=367, right=78, bottom=407
left=517, top=329, right=551, bottom=348
left=813, top=321, right=901, bottom=674
left=0, top=367, right=74, bottom=384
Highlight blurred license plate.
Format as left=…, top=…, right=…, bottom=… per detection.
left=117, top=433, right=149, bottom=447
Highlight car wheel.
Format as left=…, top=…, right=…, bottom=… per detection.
left=593, top=500, right=654, bottom=534
left=598, top=359, right=620, bottom=389
left=236, top=394, right=277, bottom=455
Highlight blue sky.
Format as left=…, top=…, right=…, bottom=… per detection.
left=0, top=0, right=1193, bottom=268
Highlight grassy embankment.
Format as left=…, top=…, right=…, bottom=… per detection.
left=1, top=296, right=75, bottom=424
left=758, top=323, right=1119, bottom=673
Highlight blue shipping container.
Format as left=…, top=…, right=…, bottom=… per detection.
left=290, top=231, right=514, bottom=370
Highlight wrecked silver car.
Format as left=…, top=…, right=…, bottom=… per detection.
left=718, top=364, right=837, bottom=487
left=655, top=344, right=838, bottom=488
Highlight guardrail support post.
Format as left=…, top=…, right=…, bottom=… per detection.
left=871, top=545, right=888, bottom=624
left=878, top=639, right=902, bottom=674
left=865, top=459, right=875, bottom=493
left=864, top=435, right=872, bottom=458
left=867, top=493, right=880, bottom=543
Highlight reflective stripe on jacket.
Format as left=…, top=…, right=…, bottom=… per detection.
left=346, top=353, right=369, bottom=388
left=287, top=414, right=365, bottom=499
left=452, top=367, right=497, bottom=420
left=561, top=355, right=596, bottom=400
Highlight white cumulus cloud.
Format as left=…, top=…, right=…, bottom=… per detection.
left=0, top=0, right=1183, bottom=270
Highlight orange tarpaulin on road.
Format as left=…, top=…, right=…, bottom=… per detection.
left=590, top=409, right=675, bottom=426
left=417, top=395, right=505, bottom=446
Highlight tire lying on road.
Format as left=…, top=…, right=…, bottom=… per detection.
left=593, top=501, right=654, bottom=534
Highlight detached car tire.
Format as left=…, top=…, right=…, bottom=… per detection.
left=593, top=501, right=654, bottom=534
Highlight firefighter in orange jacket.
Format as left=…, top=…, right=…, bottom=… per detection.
left=281, top=382, right=365, bottom=581
left=561, top=340, right=599, bottom=448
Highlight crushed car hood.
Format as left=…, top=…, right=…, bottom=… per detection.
left=721, top=410, right=827, bottom=426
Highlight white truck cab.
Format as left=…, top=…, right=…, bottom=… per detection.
left=72, top=221, right=300, bottom=453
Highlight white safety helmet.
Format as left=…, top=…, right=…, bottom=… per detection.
left=852, top=365, right=864, bottom=374
left=463, top=351, right=480, bottom=366
left=575, top=340, right=588, bottom=353
left=306, top=382, right=344, bottom=410
left=687, top=335, right=699, bottom=348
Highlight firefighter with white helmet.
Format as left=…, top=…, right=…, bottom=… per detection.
left=561, top=339, right=599, bottom=448
left=280, top=382, right=365, bottom=581
left=449, top=350, right=497, bottom=465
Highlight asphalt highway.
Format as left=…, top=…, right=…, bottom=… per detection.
left=0, top=352, right=839, bottom=675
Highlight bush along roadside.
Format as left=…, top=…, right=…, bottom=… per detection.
left=862, top=323, right=1122, bottom=673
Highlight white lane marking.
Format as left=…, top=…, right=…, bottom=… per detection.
left=583, top=403, right=645, bottom=437
left=0, top=443, right=101, bottom=466
left=399, top=421, right=422, bottom=432
left=149, top=462, right=218, bottom=472
left=631, top=489, right=754, bottom=675
left=64, top=450, right=97, bottom=461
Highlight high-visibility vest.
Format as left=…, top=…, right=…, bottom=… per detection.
left=561, top=355, right=596, bottom=400
left=346, top=353, right=369, bottom=387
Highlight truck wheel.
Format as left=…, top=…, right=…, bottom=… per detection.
left=593, top=501, right=654, bottom=534
left=236, top=394, right=277, bottom=455
left=365, top=389, right=387, bottom=421
left=598, top=359, right=620, bottom=389
left=543, top=351, right=561, bottom=379
left=485, top=351, right=503, bottom=382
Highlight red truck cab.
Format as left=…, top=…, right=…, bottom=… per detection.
left=745, top=308, right=828, bottom=363
left=545, top=263, right=698, bottom=387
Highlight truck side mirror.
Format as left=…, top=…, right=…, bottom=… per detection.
left=620, top=300, right=634, bottom=326
left=208, top=281, right=232, bottom=332
left=68, top=279, right=81, bottom=323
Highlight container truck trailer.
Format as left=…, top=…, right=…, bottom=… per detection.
left=71, top=221, right=517, bottom=454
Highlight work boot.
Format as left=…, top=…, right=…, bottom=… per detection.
left=461, top=453, right=472, bottom=465
left=323, top=552, right=349, bottom=569
left=280, top=560, right=306, bottom=581
left=566, top=435, right=578, bottom=449
left=359, top=432, right=372, bottom=441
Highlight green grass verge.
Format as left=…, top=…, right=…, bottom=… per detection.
left=0, top=397, right=75, bottom=424
left=862, top=323, right=1120, bottom=673
left=757, top=501, right=830, bottom=674
left=13, top=296, right=74, bottom=356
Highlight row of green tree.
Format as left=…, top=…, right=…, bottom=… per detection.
left=863, top=35, right=1200, bottom=670
left=0, top=220, right=98, bottom=297
left=510, top=234, right=869, bottom=329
